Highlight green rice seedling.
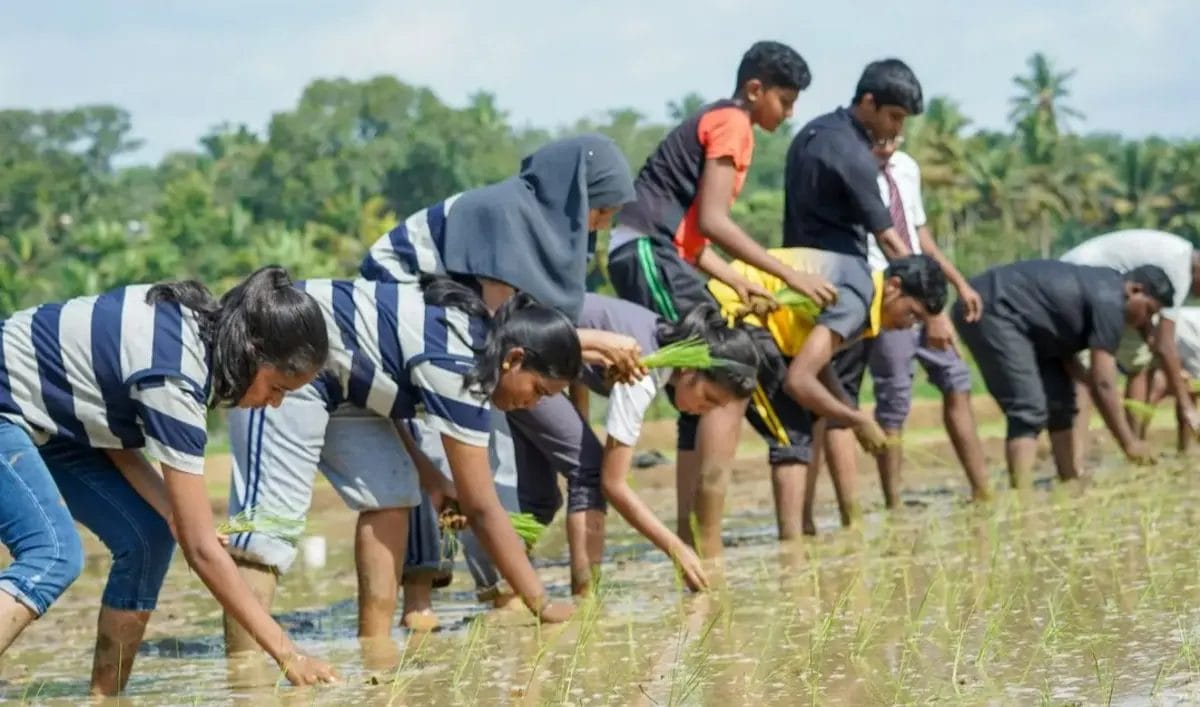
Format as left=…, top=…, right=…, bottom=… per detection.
left=452, top=615, right=489, bottom=693
left=384, top=630, right=433, bottom=703
left=557, top=579, right=609, bottom=704
left=217, top=507, right=306, bottom=543
left=641, top=337, right=713, bottom=370
left=774, top=287, right=823, bottom=320
left=667, top=607, right=723, bottom=707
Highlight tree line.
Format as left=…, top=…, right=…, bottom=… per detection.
left=1, top=52, right=1197, bottom=314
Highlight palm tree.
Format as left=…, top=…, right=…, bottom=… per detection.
left=1009, top=53, right=1084, bottom=164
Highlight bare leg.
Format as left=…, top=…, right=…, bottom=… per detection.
left=1072, top=381, right=1092, bottom=474
left=693, top=399, right=749, bottom=559
left=1049, top=429, right=1079, bottom=481
left=355, top=507, right=409, bottom=639
left=943, top=392, right=991, bottom=501
left=0, top=593, right=37, bottom=657
left=802, top=422, right=823, bottom=536
left=1005, top=436, right=1038, bottom=490
left=875, top=429, right=903, bottom=509
left=401, top=576, right=438, bottom=632
left=223, top=559, right=278, bottom=655
left=824, top=426, right=861, bottom=527
left=770, top=463, right=807, bottom=540
left=90, top=607, right=152, bottom=696
left=566, top=509, right=606, bottom=595
left=675, top=449, right=701, bottom=548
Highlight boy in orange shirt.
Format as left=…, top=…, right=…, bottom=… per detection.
left=607, top=40, right=835, bottom=548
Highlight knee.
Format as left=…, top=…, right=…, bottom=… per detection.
left=1005, top=412, right=1046, bottom=440
left=110, top=513, right=176, bottom=579
left=11, top=526, right=85, bottom=614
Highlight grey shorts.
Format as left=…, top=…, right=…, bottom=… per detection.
left=226, top=384, right=423, bottom=573
left=869, top=327, right=972, bottom=429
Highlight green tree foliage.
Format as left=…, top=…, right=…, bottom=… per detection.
left=1, top=54, right=1197, bottom=313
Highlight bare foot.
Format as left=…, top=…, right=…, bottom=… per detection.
left=401, top=609, right=439, bottom=632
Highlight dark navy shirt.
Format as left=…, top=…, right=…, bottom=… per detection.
left=783, top=107, right=893, bottom=259
left=968, top=260, right=1126, bottom=358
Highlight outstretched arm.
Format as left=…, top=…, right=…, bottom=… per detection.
left=1088, top=348, right=1154, bottom=464
left=697, top=158, right=836, bottom=305
left=442, top=435, right=573, bottom=622
left=164, top=467, right=338, bottom=684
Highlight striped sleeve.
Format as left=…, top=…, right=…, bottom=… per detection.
left=130, top=376, right=208, bottom=474
left=409, top=360, right=491, bottom=447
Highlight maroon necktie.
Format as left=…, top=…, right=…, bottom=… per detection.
left=882, top=164, right=910, bottom=242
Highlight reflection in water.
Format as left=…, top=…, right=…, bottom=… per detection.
left=4, top=460, right=1200, bottom=704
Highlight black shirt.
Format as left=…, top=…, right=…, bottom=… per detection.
left=969, top=260, right=1126, bottom=358
left=783, top=107, right=893, bottom=258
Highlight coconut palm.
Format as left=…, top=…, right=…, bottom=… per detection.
left=1009, top=53, right=1085, bottom=164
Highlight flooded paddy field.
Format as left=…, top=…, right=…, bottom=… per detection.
left=4, top=402, right=1200, bottom=705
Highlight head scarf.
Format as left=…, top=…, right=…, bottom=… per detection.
left=439, top=134, right=636, bottom=321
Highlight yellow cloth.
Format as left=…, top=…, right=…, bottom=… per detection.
left=706, top=247, right=884, bottom=356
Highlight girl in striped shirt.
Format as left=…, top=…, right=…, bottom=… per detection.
left=0, top=266, right=336, bottom=694
left=222, top=274, right=582, bottom=653
left=447, top=295, right=762, bottom=597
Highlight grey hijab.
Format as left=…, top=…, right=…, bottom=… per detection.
left=439, top=134, right=635, bottom=321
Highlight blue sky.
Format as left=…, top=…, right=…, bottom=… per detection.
left=2, top=0, right=1195, bottom=163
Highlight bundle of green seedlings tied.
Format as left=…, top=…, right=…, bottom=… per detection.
left=640, top=337, right=714, bottom=370
left=436, top=501, right=547, bottom=547
left=1122, top=398, right=1159, bottom=425
left=774, top=287, right=822, bottom=320
left=217, top=508, right=306, bottom=544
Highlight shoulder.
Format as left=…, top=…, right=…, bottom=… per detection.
left=697, top=104, right=752, bottom=133
left=890, top=151, right=921, bottom=177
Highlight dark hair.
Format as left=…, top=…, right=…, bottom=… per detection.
left=146, top=265, right=329, bottom=407
left=1126, top=265, right=1175, bottom=308
left=656, top=303, right=760, bottom=398
left=853, top=59, right=924, bottom=115
left=734, top=41, right=812, bottom=95
left=885, top=255, right=947, bottom=314
left=420, top=274, right=582, bottom=399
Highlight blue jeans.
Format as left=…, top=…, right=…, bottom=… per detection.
left=0, top=421, right=175, bottom=614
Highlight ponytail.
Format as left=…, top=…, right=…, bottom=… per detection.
left=148, top=265, right=329, bottom=406
left=420, top=274, right=582, bottom=399
left=655, top=303, right=762, bottom=398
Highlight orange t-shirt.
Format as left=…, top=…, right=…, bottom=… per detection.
left=614, top=100, right=756, bottom=265
left=672, top=107, right=755, bottom=263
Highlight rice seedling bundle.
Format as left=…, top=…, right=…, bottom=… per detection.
left=774, top=287, right=822, bottom=320
left=1123, top=398, right=1158, bottom=424
left=217, top=508, right=306, bottom=544
left=640, top=337, right=713, bottom=370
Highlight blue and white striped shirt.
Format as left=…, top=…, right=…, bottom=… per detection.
left=0, top=286, right=212, bottom=474
left=298, top=279, right=493, bottom=447
left=360, top=195, right=462, bottom=283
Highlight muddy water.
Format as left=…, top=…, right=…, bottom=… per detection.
left=4, top=435, right=1200, bottom=705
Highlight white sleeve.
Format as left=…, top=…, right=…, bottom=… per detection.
left=1164, top=242, right=1194, bottom=319
left=130, top=376, right=208, bottom=475
left=604, top=374, right=660, bottom=447
left=409, top=360, right=492, bottom=447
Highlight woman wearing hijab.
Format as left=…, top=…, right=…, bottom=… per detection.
left=356, top=134, right=644, bottom=628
